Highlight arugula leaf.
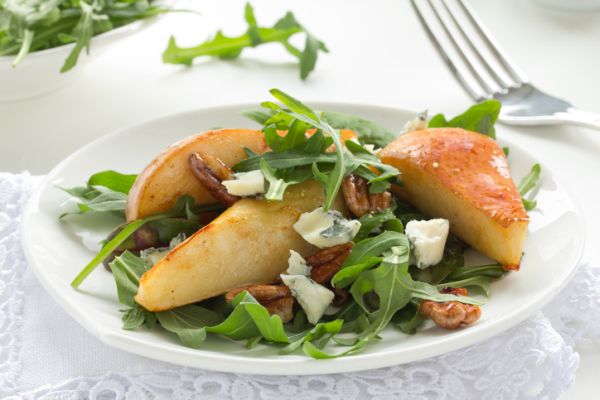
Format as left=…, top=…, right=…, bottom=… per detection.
left=156, top=305, right=223, bottom=349
left=60, top=170, right=137, bottom=218
left=321, top=111, right=396, bottom=147
left=281, top=319, right=343, bottom=354
left=260, top=159, right=312, bottom=201
left=206, top=291, right=289, bottom=343
left=343, top=230, right=408, bottom=267
left=518, top=163, right=541, bottom=211
left=300, top=32, right=325, bottom=80
left=437, top=276, right=494, bottom=297
left=413, top=233, right=466, bottom=284
left=354, top=209, right=402, bottom=242
left=447, top=263, right=505, bottom=281
left=392, top=303, right=425, bottom=335
left=242, top=107, right=396, bottom=147
left=61, top=0, right=102, bottom=73
left=87, top=170, right=137, bottom=194
left=162, top=3, right=327, bottom=80
left=331, top=257, right=382, bottom=289
left=121, top=305, right=157, bottom=330
left=428, top=100, right=501, bottom=138
left=61, top=186, right=128, bottom=217
left=71, top=195, right=200, bottom=288
left=109, top=251, right=148, bottom=306
left=267, top=89, right=346, bottom=210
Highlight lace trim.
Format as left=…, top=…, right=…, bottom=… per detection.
left=11, top=315, right=578, bottom=400
left=545, top=263, right=600, bottom=346
left=0, top=173, right=38, bottom=397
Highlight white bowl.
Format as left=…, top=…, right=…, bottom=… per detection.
left=0, top=2, right=173, bottom=102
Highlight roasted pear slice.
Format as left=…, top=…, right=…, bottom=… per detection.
left=135, top=181, right=347, bottom=312
left=379, top=128, right=528, bottom=268
left=126, top=129, right=268, bottom=221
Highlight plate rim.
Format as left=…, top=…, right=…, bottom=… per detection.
left=20, top=102, right=586, bottom=375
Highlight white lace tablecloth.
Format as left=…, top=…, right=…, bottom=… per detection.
left=1, top=172, right=598, bottom=400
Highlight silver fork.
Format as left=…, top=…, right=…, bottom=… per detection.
left=411, top=0, right=600, bottom=130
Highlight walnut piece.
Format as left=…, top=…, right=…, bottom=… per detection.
left=420, top=288, right=481, bottom=329
left=224, top=284, right=294, bottom=323
left=342, top=174, right=392, bottom=217
left=189, top=152, right=240, bottom=207
left=306, top=242, right=353, bottom=284
left=224, top=284, right=291, bottom=303
left=202, top=153, right=234, bottom=181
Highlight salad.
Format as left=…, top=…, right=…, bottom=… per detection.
left=62, top=90, right=540, bottom=358
left=0, top=0, right=169, bottom=72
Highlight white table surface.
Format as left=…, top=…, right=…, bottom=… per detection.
left=1, top=0, right=598, bottom=397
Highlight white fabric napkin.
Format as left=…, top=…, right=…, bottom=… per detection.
left=1, top=172, right=598, bottom=400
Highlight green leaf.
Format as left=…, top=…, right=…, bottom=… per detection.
left=109, top=251, right=148, bottom=307
left=447, top=263, right=505, bottom=281
left=354, top=209, right=402, bottom=242
left=428, top=100, right=501, bottom=138
left=241, top=108, right=397, bottom=147
left=343, top=231, right=408, bottom=267
left=87, top=170, right=137, bottom=194
left=121, top=306, right=146, bottom=330
left=234, top=150, right=336, bottom=172
left=270, top=89, right=320, bottom=123
left=71, top=196, right=200, bottom=289
left=300, top=32, right=319, bottom=80
left=281, top=319, right=343, bottom=354
left=518, top=163, right=541, bottom=195
left=260, top=159, right=312, bottom=201
left=267, top=89, right=346, bottom=211
left=331, top=257, right=382, bottom=288
left=393, top=304, right=425, bottom=335
left=156, top=305, right=223, bottom=349
left=244, top=3, right=261, bottom=46
left=320, top=111, right=396, bottom=147
left=122, top=304, right=157, bottom=330
left=207, top=292, right=288, bottom=343
left=414, top=234, right=465, bottom=284
left=518, top=163, right=541, bottom=211
left=60, top=0, right=99, bottom=73
left=438, top=276, right=494, bottom=297
left=241, top=109, right=274, bottom=125
left=522, top=198, right=537, bottom=211
left=59, top=170, right=137, bottom=218
left=263, top=119, right=309, bottom=153
left=162, top=6, right=326, bottom=80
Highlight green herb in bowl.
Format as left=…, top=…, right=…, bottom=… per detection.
left=0, top=0, right=170, bottom=72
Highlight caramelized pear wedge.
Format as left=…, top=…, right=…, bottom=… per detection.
left=126, top=129, right=268, bottom=222
left=135, top=180, right=347, bottom=312
left=379, top=128, right=528, bottom=267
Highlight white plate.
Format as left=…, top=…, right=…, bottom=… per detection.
left=21, top=103, right=584, bottom=375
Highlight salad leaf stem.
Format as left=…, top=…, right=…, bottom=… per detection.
left=70, top=196, right=207, bottom=288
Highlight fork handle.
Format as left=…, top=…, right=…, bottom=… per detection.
left=559, top=108, right=600, bottom=130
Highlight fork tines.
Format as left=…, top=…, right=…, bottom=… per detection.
left=411, top=0, right=529, bottom=101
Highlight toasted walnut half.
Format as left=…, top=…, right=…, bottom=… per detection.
left=189, top=152, right=240, bottom=207
left=202, top=153, right=235, bottom=181
left=224, top=284, right=294, bottom=323
left=420, top=288, right=481, bottom=329
left=342, top=174, right=392, bottom=217
left=306, top=242, right=353, bottom=284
